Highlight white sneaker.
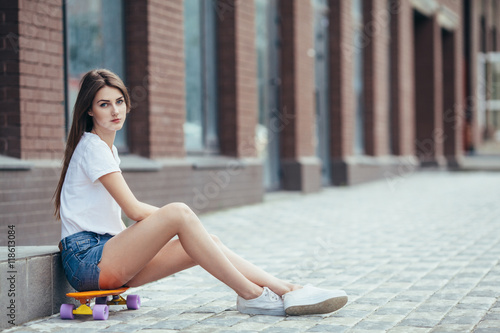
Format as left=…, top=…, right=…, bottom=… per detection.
left=236, top=287, right=286, bottom=316
left=283, top=284, right=348, bottom=315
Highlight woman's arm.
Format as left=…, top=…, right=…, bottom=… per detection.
left=99, top=172, right=158, bottom=222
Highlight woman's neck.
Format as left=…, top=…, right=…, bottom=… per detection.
left=90, top=129, right=115, bottom=150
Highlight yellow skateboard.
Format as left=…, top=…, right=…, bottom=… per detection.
left=60, top=287, right=140, bottom=320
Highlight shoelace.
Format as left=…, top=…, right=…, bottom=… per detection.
left=265, top=289, right=279, bottom=302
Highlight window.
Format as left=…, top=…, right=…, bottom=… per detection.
left=64, top=0, right=127, bottom=151
left=255, top=0, right=281, bottom=190
left=352, top=0, right=365, bottom=155
left=183, top=0, right=219, bottom=153
left=387, top=0, right=393, bottom=154
left=312, top=0, right=331, bottom=185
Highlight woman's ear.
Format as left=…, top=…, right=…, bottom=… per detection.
left=88, top=109, right=93, bottom=117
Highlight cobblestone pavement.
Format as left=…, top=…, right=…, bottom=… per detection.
left=4, top=171, right=500, bottom=333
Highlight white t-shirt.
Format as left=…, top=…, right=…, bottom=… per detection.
left=60, top=132, right=126, bottom=240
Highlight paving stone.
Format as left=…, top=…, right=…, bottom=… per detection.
left=261, top=328, right=302, bottom=333
left=365, top=314, right=406, bottom=323
left=198, top=312, right=249, bottom=327
left=353, top=319, right=396, bottom=330
left=386, top=328, right=431, bottom=333
left=413, top=302, right=456, bottom=313
left=353, top=297, right=389, bottom=306
left=399, top=318, right=441, bottom=328
left=186, top=300, right=233, bottom=314
left=482, top=312, right=500, bottom=321
left=474, top=326, right=498, bottom=333
left=147, top=319, right=198, bottom=330
left=430, top=324, right=474, bottom=333
left=474, top=328, right=500, bottom=333
left=229, top=321, right=272, bottom=331
left=270, top=319, right=317, bottom=331
left=440, top=314, right=484, bottom=325
left=474, top=319, right=500, bottom=329
left=100, top=324, right=145, bottom=332
left=175, top=325, right=220, bottom=333
left=400, top=311, right=445, bottom=328
left=330, top=309, right=372, bottom=319
left=245, top=315, right=283, bottom=325
left=306, top=324, right=349, bottom=332
left=321, top=315, right=361, bottom=326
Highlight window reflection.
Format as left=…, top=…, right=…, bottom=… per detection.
left=65, top=0, right=127, bottom=150
left=184, top=0, right=218, bottom=153
left=352, top=0, right=365, bottom=155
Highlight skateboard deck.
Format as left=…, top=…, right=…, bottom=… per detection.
left=60, top=287, right=141, bottom=320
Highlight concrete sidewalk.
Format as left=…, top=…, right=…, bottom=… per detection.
left=3, top=171, right=500, bottom=333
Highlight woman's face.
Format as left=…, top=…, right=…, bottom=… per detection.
left=89, top=86, right=127, bottom=134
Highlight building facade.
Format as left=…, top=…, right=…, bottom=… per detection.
left=0, top=0, right=497, bottom=245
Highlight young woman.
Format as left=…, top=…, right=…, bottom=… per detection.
left=54, top=69, right=347, bottom=316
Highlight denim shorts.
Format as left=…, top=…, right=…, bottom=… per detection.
left=60, top=231, right=113, bottom=292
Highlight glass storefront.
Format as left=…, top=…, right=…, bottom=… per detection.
left=255, top=0, right=281, bottom=190
left=183, top=0, right=218, bottom=153
left=352, top=0, right=365, bottom=155
left=313, top=0, right=331, bottom=185
left=64, top=0, right=127, bottom=150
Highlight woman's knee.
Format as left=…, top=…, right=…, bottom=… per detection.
left=158, top=202, right=200, bottom=231
left=160, top=202, right=193, bottom=221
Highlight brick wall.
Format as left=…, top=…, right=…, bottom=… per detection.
left=217, top=0, right=258, bottom=158
left=0, top=0, right=65, bottom=159
left=125, top=0, right=185, bottom=158
left=279, top=0, right=320, bottom=192
left=279, top=0, right=316, bottom=159
left=0, top=166, right=61, bottom=245
left=147, top=0, right=185, bottom=158
left=126, top=163, right=263, bottom=216
left=390, top=0, right=415, bottom=156
left=363, top=0, right=390, bottom=157
left=329, top=0, right=355, bottom=159
left=235, top=0, right=258, bottom=158
left=292, top=0, right=315, bottom=158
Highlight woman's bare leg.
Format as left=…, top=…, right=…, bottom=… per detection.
left=98, top=202, right=263, bottom=300
left=125, top=234, right=300, bottom=296
left=124, top=238, right=198, bottom=287
left=215, top=239, right=300, bottom=296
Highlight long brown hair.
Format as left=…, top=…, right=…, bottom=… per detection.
left=53, top=69, right=131, bottom=220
